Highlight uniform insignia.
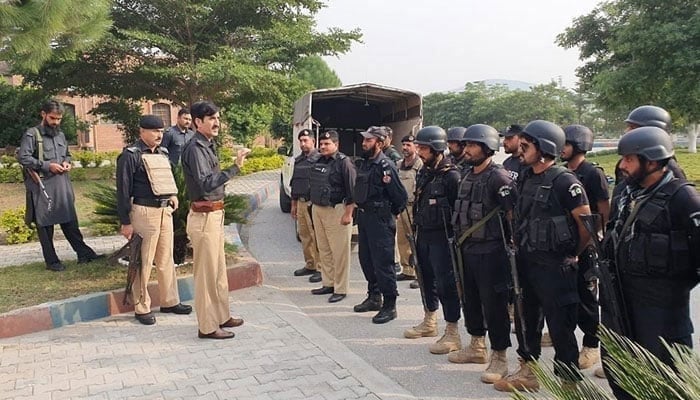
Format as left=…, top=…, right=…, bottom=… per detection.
left=383, top=175, right=391, bottom=184
left=509, top=171, right=518, bottom=181
left=690, top=211, right=700, bottom=227
left=498, top=185, right=511, bottom=197
left=568, top=183, right=584, bottom=197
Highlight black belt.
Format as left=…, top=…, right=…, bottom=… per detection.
left=359, top=201, right=390, bottom=212
left=133, top=197, right=170, bottom=208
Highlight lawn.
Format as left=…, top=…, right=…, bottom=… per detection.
left=588, top=148, right=700, bottom=185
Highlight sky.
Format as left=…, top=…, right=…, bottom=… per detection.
left=315, top=0, right=603, bottom=95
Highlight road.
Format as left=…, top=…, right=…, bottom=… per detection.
left=241, top=192, right=700, bottom=399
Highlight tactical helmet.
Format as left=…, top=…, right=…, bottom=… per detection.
left=617, top=126, right=674, bottom=161
left=463, top=124, right=500, bottom=151
left=521, top=120, right=565, bottom=158
left=563, top=124, right=594, bottom=153
left=446, top=127, right=467, bottom=142
left=414, top=126, right=447, bottom=152
left=624, top=105, right=671, bottom=131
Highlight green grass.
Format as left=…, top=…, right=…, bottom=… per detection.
left=588, top=148, right=700, bottom=185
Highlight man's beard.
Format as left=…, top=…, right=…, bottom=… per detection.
left=624, top=169, right=645, bottom=186
left=44, top=124, right=60, bottom=136
left=362, top=146, right=378, bottom=159
left=450, top=147, right=464, bottom=158
left=465, top=154, right=486, bottom=166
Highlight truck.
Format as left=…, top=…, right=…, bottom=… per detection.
left=279, top=83, right=423, bottom=212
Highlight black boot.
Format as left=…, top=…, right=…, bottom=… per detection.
left=353, top=294, right=382, bottom=313
left=372, top=296, right=397, bottom=324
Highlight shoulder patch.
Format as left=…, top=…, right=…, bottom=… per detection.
left=498, top=185, right=512, bottom=198
left=690, top=211, right=700, bottom=228
left=568, top=182, right=584, bottom=198
left=159, top=146, right=169, bottom=155
left=126, top=146, right=140, bottom=153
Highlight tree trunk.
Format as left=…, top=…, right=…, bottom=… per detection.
left=688, top=123, right=698, bottom=154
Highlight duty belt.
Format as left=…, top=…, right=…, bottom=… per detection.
left=133, top=197, right=170, bottom=208
left=359, top=201, right=390, bottom=212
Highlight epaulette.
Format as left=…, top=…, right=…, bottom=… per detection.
left=336, top=152, right=347, bottom=160
left=159, top=146, right=170, bottom=155
left=126, top=146, right=140, bottom=153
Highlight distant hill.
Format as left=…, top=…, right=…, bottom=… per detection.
left=449, top=79, right=535, bottom=92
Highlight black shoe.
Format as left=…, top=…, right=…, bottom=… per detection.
left=46, top=263, right=66, bottom=272
left=135, top=312, right=156, bottom=325
left=393, top=263, right=402, bottom=274
left=160, top=303, right=192, bottom=315
left=78, top=254, right=105, bottom=264
left=409, top=280, right=420, bottom=289
left=328, top=293, right=346, bottom=303
left=294, top=267, right=315, bottom=276
left=353, top=295, right=382, bottom=313
left=372, top=307, right=397, bottom=324
left=309, top=271, right=322, bottom=283
left=396, top=273, right=416, bottom=281
left=311, top=286, right=334, bottom=295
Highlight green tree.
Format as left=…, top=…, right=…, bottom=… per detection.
left=294, top=56, right=342, bottom=90
left=0, top=0, right=111, bottom=73
left=557, top=0, right=700, bottom=151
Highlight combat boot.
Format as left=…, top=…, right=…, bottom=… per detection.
left=372, top=296, right=396, bottom=324
left=403, top=310, right=438, bottom=339
left=493, top=359, right=540, bottom=392
left=578, top=346, right=600, bottom=369
left=481, top=350, right=508, bottom=383
left=448, top=335, right=488, bottom=364
left=353, top=294, right=382, bottom=313
left=429, top=322, right=462, bottom=354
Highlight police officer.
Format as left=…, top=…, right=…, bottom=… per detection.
left=116, top=115, right=192, bottom=325
left=309, top=130, right=356, bottom=303
left=494, top=120, right=591, bottom=393
left=602, top=127, right=699, bottom=400
left=449, top=124, right=515, bottom=385
left=403, top=126, right=463, bottom=355
left=181, top=101, right=248, bottom=340
left=161, top=108, right=195, bottom=165
left=395, top=135, right=423, bottom=284
left=561, top=124, right=610, bottom=370
left=446, top=126, right=468, bottom=174
left=381, top=126, right=402, bottom=164
left=500, top=124, right=526, bottom=182
left=290, top=129, right=322, bottom=283
left=353, top=126, right=408, bottom=323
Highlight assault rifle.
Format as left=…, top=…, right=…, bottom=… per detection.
left=497, top=211, right=528, bottom=354
left=24, top=168, right=52, bottom=212
left=399, top=210, right=427, bottom=309
left=580, top=213, right=632, bottom=336
left=108, top=234, right=143, bottom=306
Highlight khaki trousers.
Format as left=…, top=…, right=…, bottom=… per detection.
left=297, top=199, right=320, bottom=271
left=396, top=205, right=416, bottom=276
left=312, top=203, right=351, bottom=295
left=187, top=209, right=230, bottom=334
left=130, top=204, right=180, bottom=315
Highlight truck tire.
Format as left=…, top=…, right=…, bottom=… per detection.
left=279, top=179, right=291, bottom=213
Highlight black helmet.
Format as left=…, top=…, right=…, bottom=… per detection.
left=624, top=105, right=671, bottom=131
left=617, top=126, right=674, bottom=161
left=521, top=120, right=565, bottom=158
left=463, top=124, right=500, bottom=151
left=563, top=124, right=594, bottom=153
left=446, top=127, right=467, bottom=142
left=415, top=126, right=447, bottom=152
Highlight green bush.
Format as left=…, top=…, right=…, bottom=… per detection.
left=0, top=207, right=35, bottom=244
left=0, top=166, right=23, bottom=183
left=248, top=147, right=277, bottom=158
left=73, top=150, right=95, bottom=167
left=219, top=146, right=234, bottom=165
left=0, top=154, right=16, bottom=165
left=239, top=155, right=284, bottom=175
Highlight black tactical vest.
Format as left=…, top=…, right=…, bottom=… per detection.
left=354, top=157, right=392, bottom=206
left=309, top=154, right=346, bottom=206
left=515, top=166, right=578, bottom=258
left=290, top=152, right=319, bottom=199
left=414, top=169, right=451, bottom=230
left=452, top=163, right=502, bottom=241
left=573, top=161, right=605, bottom=213
left=617, top=178, right=693, bottom=280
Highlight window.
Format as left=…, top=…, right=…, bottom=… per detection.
left=152, top=103, right=171, bottom=127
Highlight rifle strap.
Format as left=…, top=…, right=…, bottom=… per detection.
left=456, top=206, right=502, bottom=247
left=32, top=128, right=44, bottom=163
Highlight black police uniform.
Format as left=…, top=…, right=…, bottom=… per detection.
left=413, top=157, right=462, bottom=323
left=514, top=165, right=589, bottom=374
left=291, top=149, right=321, bottom=201
left=453, top=161, right=516, bottom=351
left=383, top=145, right=402, bottom=165
left=449, top=154, right=469, bottom=176
left=568, top=160, right=609, bottom=350
left=355, top=152, right=408, bottom=302
left=502, top=155, right=525, bottom=183
left=603, top=171, right=700, bottom=400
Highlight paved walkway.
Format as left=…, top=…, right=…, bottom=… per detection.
left=0, top=170, right=279, bottom=268
left=0, top=284, right=414, bottom=400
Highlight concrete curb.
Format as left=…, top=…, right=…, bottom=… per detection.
left=0, top=177, right=277, bottom=339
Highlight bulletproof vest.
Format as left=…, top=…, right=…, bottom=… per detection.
left=617, top=178, right=694, bottom=280
left=309, top=153, right=346, bottom=206
left=452, top=163, right=502, bottom=241
left=353, top=157, right=391, bottom=206
left=573, top=161, right=606, bottom=213
left=414, top=168, right=452, bottom=230
left=136, top=149, right=178, bottom=196
left=397, top=159, right=420, bottom=203
left=290, top=151, right=319, bottom=199
left=515, top=165, right=578, bottom=257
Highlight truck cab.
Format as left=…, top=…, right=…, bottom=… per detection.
left=279, top=83, right=423, bottom=212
